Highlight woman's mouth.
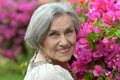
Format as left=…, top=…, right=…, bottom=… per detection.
left=57, top=47, right=70, bottom=54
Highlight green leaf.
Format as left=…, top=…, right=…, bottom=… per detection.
left=117, top=38, right=120, bottom=44
left=81, top=2, right=88, bottom=8
left=87, top=32, right=100, bottom=50
left=115, top=30, right=120, bottom=38
left=84, top=71, right=94, bottom=80
left=78, top=14, right=85, bottom=21
left=88, top=62, right=95, bottom=68
left=72, top=1, right=78, bottom=10
left=113, top=69, right=119, bottom=78
left=112, top=21, right=120, bottom=29
left=97, top=77, right=103, bottom=80
left=3, top=18, right=10, bottom=24
left=106, top=28, right=116, bottom=39
left=105, top=77, right=111, bottom=80
left=96, top=60, right=106, bottom=69
left=87, top=33, right=96, bottom=50
left=24, top=42, right=35, bottom=55
left=100, top=72, right=106, bottom=77
left=3, top=6, right=9, bottom=10
left=20, top=61, right=28, bottom=75
left=93, top=20, right=105, bottom=30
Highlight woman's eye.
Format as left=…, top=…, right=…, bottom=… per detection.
left=66, top=29, right=74, bottom=34
left=49, top=32, right=58, bottom=36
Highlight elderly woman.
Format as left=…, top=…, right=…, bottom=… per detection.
left=24, top=2, right=80, bottom=80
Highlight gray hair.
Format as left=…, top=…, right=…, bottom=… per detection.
left=24, top=2, right=80, bottom=49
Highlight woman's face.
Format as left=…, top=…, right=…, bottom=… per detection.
left=42, top=14, right=77, bottom=64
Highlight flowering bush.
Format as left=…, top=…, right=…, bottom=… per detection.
left=69, top=0, right=120, bottom=80
left=0, top=0, right=39, bottom=60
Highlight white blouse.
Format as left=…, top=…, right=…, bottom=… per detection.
left=24, top=55, right=74, bottom=80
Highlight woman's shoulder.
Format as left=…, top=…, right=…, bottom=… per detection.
left=30, top=61, right=62, bottom=72
left=26, top=61, right=68, bottom=75
left=24, top=62, right=73, bottom=80
left=24, top=53, right=74, bottom=80
left=26, top=53, right=64, bottom=73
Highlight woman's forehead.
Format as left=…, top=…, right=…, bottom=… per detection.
left=50, top=14, right=74, bottom=29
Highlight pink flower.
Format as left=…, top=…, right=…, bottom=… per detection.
left=82, top=23, right=93, bottom=34
left=115, top=60, right=120, bottom=72
left=102, top=37, right=109, bottom=44
left=93, top=27, right=102, bottom=33
left=78, top=38, right=88, bottom=44
left=92, top=50, right=103, bottom=58
left=115, top=1, right=120, bottom=10
left=75, top=42, right=80, bottom=53
left=18, top=29, right=25, bottom=35
left=105, top=53, right=115, bottom=68
left=0, top=10, right=9, bottom=22
left=0, top=0, right=39, bottom=60
left=116, top=11, right=120, bottom=20
left=3, top=49, right=16, bottom=60
left=14, top=38, right=23, bottom=44
left=76, top=6, right=81, bottom=14
left=77, top=28, right=87, bottom=38
left=70, top=0, right=120, bottom=79
left=72, top=61, right=81, bottom=73
left=89, top=0, right=107, bottom=13
left=104, top=70, right=113, bottom=78
left=86, top=10, right=101, bottom=21
left=3, top=28, right=15, bottom=39
left=69, top=0, right=76, bottom=5
left=102, top=10, right=116, bottom=27
left=10, top=20, right=18, bottom=28
left=106, top=0, right=115, bottom=11
left=116, top=74, right=120, bottom=80
left=93, top=65, right=105, bottom=77
left=77, top=48, right=92, bottom=63
left=17, top=1, right=38, bottom=13
left=0, top=35, right=3, bottom=43
left=15, top=13, right=30, bottom=25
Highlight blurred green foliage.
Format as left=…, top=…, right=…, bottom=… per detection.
left=0, top=43, right=35, bottom=80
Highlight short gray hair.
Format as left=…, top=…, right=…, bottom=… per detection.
left=24, top=2, right=80, bottom=49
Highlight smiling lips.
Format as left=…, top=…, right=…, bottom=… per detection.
left=57, top=47, right=70, bottom=54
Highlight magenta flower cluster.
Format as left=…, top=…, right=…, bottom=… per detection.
left=0, top=0, right=39, bottom=60
left=69, top=0, right=120, bottom=79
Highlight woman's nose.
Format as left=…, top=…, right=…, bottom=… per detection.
left=59, top=36, right=70, bottom=47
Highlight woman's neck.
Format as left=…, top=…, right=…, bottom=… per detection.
left=35, top=51, right=70, bottom=70
left=34, top=52, right=47, bottom=62
left=52, top=61, right=70, bottom=70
